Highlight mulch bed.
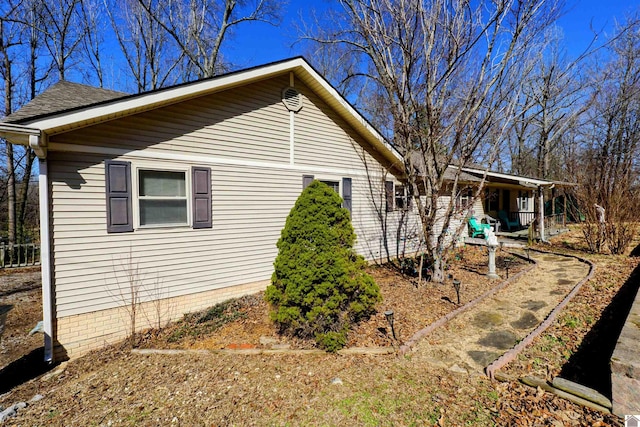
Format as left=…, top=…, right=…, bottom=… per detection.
left=139, top=245, right=528, bottom=351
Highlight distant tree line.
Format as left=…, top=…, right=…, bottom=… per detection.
left=0, top=0, right=283, bottom=245
left=1, top=0, right=639, bottom=262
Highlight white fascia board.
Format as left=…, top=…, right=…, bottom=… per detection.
left=460, top=166, right=553, bottom=187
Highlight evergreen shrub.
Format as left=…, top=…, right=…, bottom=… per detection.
left=265, top=180, right=381, bottom=351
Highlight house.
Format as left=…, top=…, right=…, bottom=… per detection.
left=0, top=58, right=422, bottom=361
left=0, top=57, right=573, bottom=361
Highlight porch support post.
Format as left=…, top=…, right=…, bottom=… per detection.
left=538, top=186, right=546, bottom=242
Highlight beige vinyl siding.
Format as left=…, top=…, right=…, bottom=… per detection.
left=49, top=151, right=301, bottom=317
left=291, top=81, right=422, bottom=259
left=294, top=83, right=374, bottom=170
left=53, top=76, right=292, bottom=164
left=429, top=195, right=486, bottom=246
left=47, top=73, right=421, bottom=321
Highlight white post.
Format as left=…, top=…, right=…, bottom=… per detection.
left=538, top=186, right=545, bottom=242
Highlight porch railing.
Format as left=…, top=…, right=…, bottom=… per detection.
left=512, top=211, right=535, bottom=227
left=544, top=213, right=566, bottom=233
left=0, top=243, right=41, bottom=268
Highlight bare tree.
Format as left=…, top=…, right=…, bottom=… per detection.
left=505, top=28, right=591, bottom=180
left=134, top=0, right=283, bottom=81
left=105, top=0, right=180, bottom=92
left=0, top=1, right=23, bottom=245
left=305, top=0, right=562, bottom=281
left=574, top=16, right=640, bottom=254
left=79, top=0, right=105, bottom=86
left=38, top=0, right=88, bottom=80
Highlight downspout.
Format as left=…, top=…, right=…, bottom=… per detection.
left=31, top=135, right=53, bottom=362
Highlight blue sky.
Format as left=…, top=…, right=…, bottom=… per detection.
left=228, top=0, right=638, bottom=67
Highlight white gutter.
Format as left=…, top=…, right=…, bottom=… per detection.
left=0, top=123, right=40, bottom=146
left=38, top=157, right=54, bottom=363
left=460, top=166, right=554, bottom=187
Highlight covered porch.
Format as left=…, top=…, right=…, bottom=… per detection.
left=462, top=167, right=575, bottom=242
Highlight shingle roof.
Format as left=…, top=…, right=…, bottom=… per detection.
left=407, top=152, right=482, bottom=183
left=3, top=80, right=128, bottom=124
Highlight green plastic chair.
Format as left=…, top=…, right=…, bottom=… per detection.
left=468, top=217, right=491, bottom=238
left=498, top=210, right=520, bottom=231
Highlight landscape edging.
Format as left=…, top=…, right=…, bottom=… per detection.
left=398, top=251, right=537, bottom=357
left=484, top=249, right=595, bottom=379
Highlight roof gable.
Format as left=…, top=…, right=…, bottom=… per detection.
left=2, top=57, right=403, bottom=176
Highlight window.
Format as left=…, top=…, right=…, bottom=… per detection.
left=302, top=175, right=352, bottom=215
left=138, top=170, right=188, bottom=226
left=518, top=191, right=529, bottom=211
left=320, top=180, right=340, bottom=193
left=456, top=187, right=474, bottom=211
left=395, top=184, right=412, bottom=211
left=105, top=161, right=212, bottom=233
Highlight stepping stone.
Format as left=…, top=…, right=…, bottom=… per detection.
left=473, top=311, right=503, bottom=329
left=510, top=311, right=539, bottom=329
left=520, top=300, right=547, bottom=311
left=468, top=350, right=501, bottom=366
left=550, top=289, right=566, bottom=295
left=558, top=279, right=574, bottom=286
left=477, top=330, right=518, bottom=350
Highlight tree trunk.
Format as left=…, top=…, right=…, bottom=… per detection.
left=16, top=149, right=36, bottom=244
left=3, top=46, right=15, bottom=245
left=5, top=142, right=15, bottom=245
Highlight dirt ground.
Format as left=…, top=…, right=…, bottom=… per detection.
left=0, top=233, right=633, bottom=426
left=0, top=267, right=42, bottom=368
left=139, top=245, right=529, bottom=351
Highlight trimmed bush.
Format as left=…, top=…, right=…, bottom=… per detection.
left=265, top=180, right=381, bottom=351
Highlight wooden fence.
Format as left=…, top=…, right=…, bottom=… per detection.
left=0, top=243, right=40, bottom=268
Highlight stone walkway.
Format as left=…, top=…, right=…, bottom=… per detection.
left=409, top=251, right=590, bottom=374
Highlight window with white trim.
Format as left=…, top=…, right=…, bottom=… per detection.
left=518, top=191, right=529, bottom=211
left=320, top=180, right=340, bottom=194
left=395, top=184, right=412, bottom=211
left=138, top=169, right=188, bottom=226
left=456, top=187, right=474, bottom=211
left=105, top=161, right=212, bottom=233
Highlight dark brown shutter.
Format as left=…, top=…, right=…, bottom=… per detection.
left=105, top=160, right=133, bottom=233
left=342, top=177, right=352, bottom=215
left=385, top=181, right=394, bottom=212
left=192, top=167, right=212, bottom=229
left=303, top=175, right=314, bottom=189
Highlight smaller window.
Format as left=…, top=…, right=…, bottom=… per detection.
left=320, top=180, right=340, bottom=194
left=138, top=170, right=188, bottom=226
left=395, top=184, right=412, bottom=211
left=456, top=187, right=474, bottom=211
left=518, top=191, right=529, bottom=211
